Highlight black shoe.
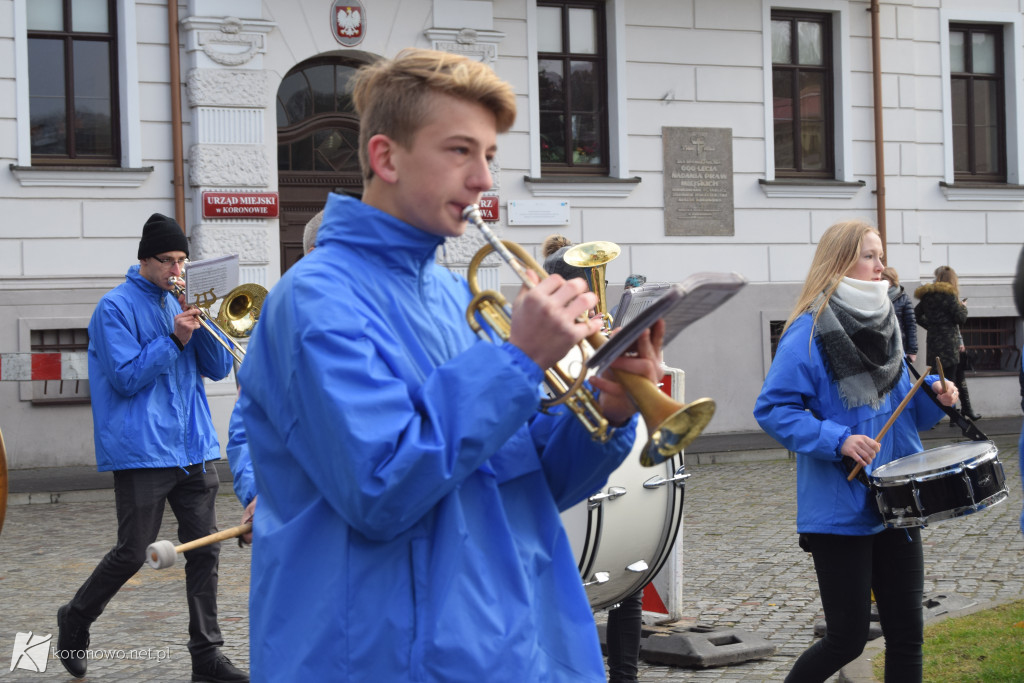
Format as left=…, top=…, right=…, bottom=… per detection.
left=56, top=604, right=89, bottom=678
left=966, top=413, right=982, bottom=421
left=192, top=650, right=249, bottom=683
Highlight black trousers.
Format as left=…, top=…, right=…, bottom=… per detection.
left=786, top=528, right=923, bottom=683
left=66, top=463, right=224, bottom=658
left=606, top=589, right=643, bottom=683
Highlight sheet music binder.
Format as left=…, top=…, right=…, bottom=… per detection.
left=588, top=272, right=747, bottom=371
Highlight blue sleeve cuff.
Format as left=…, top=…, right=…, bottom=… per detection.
left=499, top=341, right=546, bottom=386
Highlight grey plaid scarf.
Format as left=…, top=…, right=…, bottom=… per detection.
left=813, top=288, right=903, bottom=410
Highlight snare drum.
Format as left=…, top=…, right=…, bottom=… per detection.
left=560, top=420, right=688, bottom=611
left=869, top=441, right=1007, bottom=528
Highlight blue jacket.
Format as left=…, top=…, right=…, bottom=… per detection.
left=754, top=313, right=946, bottom=535
left=87, top=265, right=232, bottom=471
left=225, top=399, right=256, bottom=506
left=237, top=194, right=637, bottom=682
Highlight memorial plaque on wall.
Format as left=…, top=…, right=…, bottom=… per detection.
left=663, top=127, right=734, bottom=236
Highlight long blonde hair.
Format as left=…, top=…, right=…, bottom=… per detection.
left=782, top=220, right=881, bottom=335
left=933, top=265, right=959, bottom=294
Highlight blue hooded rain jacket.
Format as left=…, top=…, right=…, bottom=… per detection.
left=754, top=314, right=946, bottom=535
left=87, top=265, right=232, bottom=471
left=237, top=193, right=638, bottom=682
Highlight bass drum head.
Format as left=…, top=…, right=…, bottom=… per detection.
left=871, top=440, right=997, bottom=482
left=560, top=420, right=685, bottom=611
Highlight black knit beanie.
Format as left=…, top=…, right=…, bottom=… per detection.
left=138, top=213, right=189, bottom=260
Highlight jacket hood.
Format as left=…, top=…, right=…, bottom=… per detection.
left=315, top=193, right=446, bottom=276
left=914, top=281, right=958, bottom=300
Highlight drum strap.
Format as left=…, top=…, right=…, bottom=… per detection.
left=906, top=362, right=989, bottom=441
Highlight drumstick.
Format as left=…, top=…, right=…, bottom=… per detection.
left=935, top=357, right=947, bottom=392
left=846, top=366, right=931, bottom=482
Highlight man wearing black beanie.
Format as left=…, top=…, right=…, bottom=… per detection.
left=56, top=214, right=247, bottom=683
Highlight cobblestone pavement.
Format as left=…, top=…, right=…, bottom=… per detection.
left=0, top=437, right=1020, bottom=681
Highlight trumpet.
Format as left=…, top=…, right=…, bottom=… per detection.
left=462, top=205, right=715, bottom=467
left=169, top=276, right=266, bottom=365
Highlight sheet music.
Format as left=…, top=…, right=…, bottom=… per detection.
left=589, top=272, right=747, bottom=371
left=184, top=254, right=240, bottom=307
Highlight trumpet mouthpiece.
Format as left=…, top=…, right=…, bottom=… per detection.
left=462, top=204, right=481, bottom=222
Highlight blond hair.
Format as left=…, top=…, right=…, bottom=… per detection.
left=881, top=266, right=899, bottom=288
left=933, top=265, right=959, bottom=294
left=541, top=234, right=572, bottom=258
left=350, top=48, right=517, bottom=181
left=783, top=220, right=881, bottom=335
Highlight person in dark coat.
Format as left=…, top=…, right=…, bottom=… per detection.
left=1014, top=245, right=1024, bottom=534
left=914, top=265, right=979, bottom=420
left=882, top=266, right=917, bottom=362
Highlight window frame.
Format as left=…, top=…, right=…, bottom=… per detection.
left=13, top=0, right=145, bottom=180
left=25, top=0, right=120, bottom=166
left=760, top=3, right=855, bottom=194
left=535, top=0, right=610, bottom=177
left=770, top=9, right=835, bottom=179
left=939, top=11, right=1024, bottom=189
left=949, top=23, right=1007, bottom=183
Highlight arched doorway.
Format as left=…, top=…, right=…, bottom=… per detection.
left=276, top=56, right=368, bottom=273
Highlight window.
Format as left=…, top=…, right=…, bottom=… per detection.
left=771, top=11, right=833, bottom=178
left=537, top=1, right=608, bottom=175
left=276, top=59, right=361, bottom=174
left=30, top=328, right=90, bottom=405
left=26, top=0, right=119, bottom=165
left=769, top=320, right=786, bottom=360
left=961, top=317, right=1017, bottom=374
left=950, top=24, right=1006, bottom=181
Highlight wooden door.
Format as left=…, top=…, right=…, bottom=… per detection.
left=276, top=57, right=368, bottom=272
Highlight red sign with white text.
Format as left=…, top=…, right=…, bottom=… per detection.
left=203, top=192, right=279, bottom=218
left=478, top=195, right=499, bottom=222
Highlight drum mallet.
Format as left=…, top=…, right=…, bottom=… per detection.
left=146, top=523, right=252, bottom=570
left=847, top=366, right=930, bottom=482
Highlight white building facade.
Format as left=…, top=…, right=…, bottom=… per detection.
left=1, top=0, right=1021, bottom=469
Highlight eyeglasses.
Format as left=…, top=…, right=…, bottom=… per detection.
left=153, top=256, right=189, bottom=267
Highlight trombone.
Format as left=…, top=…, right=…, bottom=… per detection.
left=462, top=204, right=715, bottom=467
left=169, top=277, right=266, bottom=365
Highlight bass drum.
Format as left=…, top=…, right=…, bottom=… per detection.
left=560, top=420, right=688, bottom=611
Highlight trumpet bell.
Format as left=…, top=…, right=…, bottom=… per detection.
left=562, top=241, right=621, bottom=269
left=640, top=397, right=716, bottom=467
left=215, top=283, right=267, bottom=338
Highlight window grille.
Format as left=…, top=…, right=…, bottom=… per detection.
left=30, top=328, right=90, bottom=405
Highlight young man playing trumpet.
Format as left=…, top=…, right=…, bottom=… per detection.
left=56, top=213, right=247, bottom=682
left=236, top=48, right=663, bottom=681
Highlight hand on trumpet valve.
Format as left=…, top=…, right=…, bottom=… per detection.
left=508, top=274, right=601, bottom=370
left=591, top=319, right=666, bottom=426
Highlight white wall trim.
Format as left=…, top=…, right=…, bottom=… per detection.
left=938, top=10, right=1024, bottom=186
left=10, top=166, right=154, bottom=188
left=761, top=2, right=853, bottom=183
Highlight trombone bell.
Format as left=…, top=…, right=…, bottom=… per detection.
left=215, top=283, right=267, bottom=338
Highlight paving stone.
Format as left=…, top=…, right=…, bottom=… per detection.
left=1, top=431, right=1020, bottom=681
